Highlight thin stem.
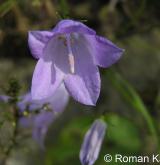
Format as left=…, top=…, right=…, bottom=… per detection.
left=59, top=0, right=69, bottom=19
left=1, top=106, right=19, bottom=165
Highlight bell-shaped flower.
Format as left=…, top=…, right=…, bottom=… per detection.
left=17, top=83, right=69, bottom=113
left=28, top=19, right=124, bottom=105
left=18, top=84, right=69, bottom=148
left=80, top=119, right=107, bottom=165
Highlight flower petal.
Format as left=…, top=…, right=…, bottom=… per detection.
left=43, top=35, right=70, bottom=74
left=31, top=58, right=63, bottom=100
left=33, top=111, right=54, bottom=149
left=17, top=93, right=32, bottom=112
left=53, top=19, right=96, bottom=35
left=28, top=31, right=53, bottom=59
left=85, top=35, right=124, bottom=68
left=80, top=119, right=107, bottom=165
left=0, top=95, right=10, bottom=103
left=17, top=93, right=43, bottom=112
left=48, top=84, right=69, bottom=112
left=64, top=34, right=100, bottom=105
left=19, top=116, right=34, bottom=128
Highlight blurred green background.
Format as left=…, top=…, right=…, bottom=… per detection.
left=0, top=0, right=160, bottom=164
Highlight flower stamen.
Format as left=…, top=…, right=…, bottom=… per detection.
left=66, top=35, right=75, bottom=74
left=68, top=53, right=75, bottom=74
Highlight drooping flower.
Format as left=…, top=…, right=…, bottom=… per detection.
left=0, top=84, right=69, bottom=148
left=17, top=83, right=69, bottom=113
left=28, top=19, right=124, bottom=106
left=18, top=84, right=69, bottom=148
left=80, top=119, right=107, bottom=165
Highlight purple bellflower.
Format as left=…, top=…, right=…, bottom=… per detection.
left=28, top=19, right=124, bottom=106
left=80, top=119, right=107, bottom=165
left=18, top=84, right=69, bottom=148
left=0, top=84, right=69, bottom=148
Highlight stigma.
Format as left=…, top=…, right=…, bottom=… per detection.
left=66, top=35, right=75, bottom=74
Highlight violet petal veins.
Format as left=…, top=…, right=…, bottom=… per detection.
left=28, top=19, right=124, bottom=105
left=80, top=119, right=107, bottom=165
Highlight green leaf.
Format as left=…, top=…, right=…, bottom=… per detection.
left=0, top=0, right=16, bottom=17
left=59, top=0, right=70, bottom=19
left=106, top=114, right=141, bottom=152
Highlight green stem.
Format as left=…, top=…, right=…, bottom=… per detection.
left=1, top=106, right=19, bottom=165
left=59, top=0, right=69, bottom=19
